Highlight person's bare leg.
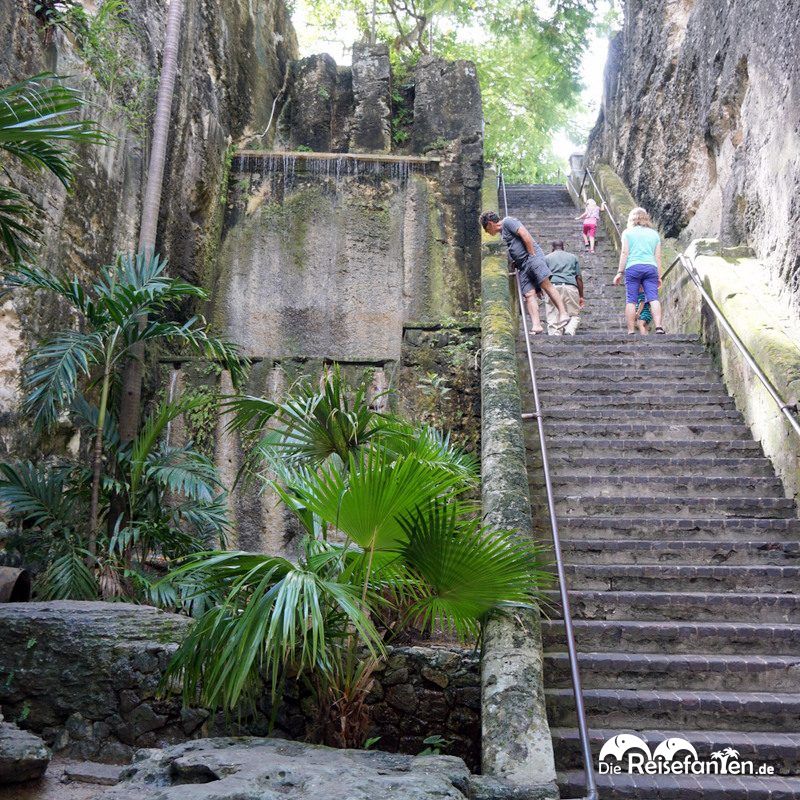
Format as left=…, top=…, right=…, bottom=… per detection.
left=525, top=291, right=543, bottom=333
left=637, top=319, right=649, bottom=335
left=625, top=302, right=637, bottom=333
left=650, top=300, right=663, bottom=329
left=582, top=231, right=589, bottom=248
left=589, top=232, right=596, bottom=253
left=540, top=278, right=569, bottom=324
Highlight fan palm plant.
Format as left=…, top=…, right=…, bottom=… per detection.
left=0, top=395, right=229, bottom=605
left=163, top=369, right=551, bottom=747
left=0, top=72, right=108, bottom=263
left=3, top=250, right=247, bottom=556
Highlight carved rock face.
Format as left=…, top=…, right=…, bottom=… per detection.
left=588, top=0, right=800, bottom=313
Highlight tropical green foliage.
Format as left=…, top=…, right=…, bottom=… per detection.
left=163, top=368, right=550, bottom=747
left=303, top=0, right=599, bottom=180
left=34, top=0, right=158, bottom=136
left=0, top=397, right=228, bottom=606
left=0, top=73, right=107, bottom=263
left=0, top=250, right=246, bottom=601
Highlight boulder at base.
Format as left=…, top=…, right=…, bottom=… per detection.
left=0, top=721, right=51, bottom=783
left=100, top=737, right=472, bottom=800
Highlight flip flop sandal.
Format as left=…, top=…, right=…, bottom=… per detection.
left=655, top=327, right=666, bottom=334
left=554, top=317, right=570, bottom=330
left=528, top=328, right=544, bottom=335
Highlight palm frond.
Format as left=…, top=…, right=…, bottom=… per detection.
left=0, top=73, right=108, bottom=185
left=3, top=262, right=93, bottom=314
left=20, top=329, right=103, bottom=430
left=129, top=395, right=202, bottom=496
left=144, top=446, right=220, bottom=502
left=293, top=450, right=466, bottom=552
left=162, top=550, right=384, bottom=711
left=398, top=501, right=552, bottom=640
left=226, top=365, right=386, bottom=469
left=0, top=185, right=37, bottom=264
left=36, top=549, right=98, bottom=600
left=0, top=461, right=79, bottom=533
left=379, top=421, right=478, bottom=482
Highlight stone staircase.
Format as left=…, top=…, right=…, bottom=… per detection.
left=505, top=183, right=800, bottom=799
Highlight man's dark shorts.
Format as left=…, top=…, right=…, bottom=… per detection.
left=519, top=252, right=552, bottom=295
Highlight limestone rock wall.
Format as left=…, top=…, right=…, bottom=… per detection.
left=587, top=0, right=800, bottom=312
left=0, top=603, right=480, bottom=769
left=0, top=0, right=297, bottom=453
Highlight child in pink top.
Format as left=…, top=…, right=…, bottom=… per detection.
left=576, top=198, right=606, bottom=253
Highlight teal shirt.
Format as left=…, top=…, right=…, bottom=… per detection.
left=623, top=226, right=660, bottom=269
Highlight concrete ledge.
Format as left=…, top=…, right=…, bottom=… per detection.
left=667, top=240, right=800, bottom=505
left=479, top=169, right=558, bottom=795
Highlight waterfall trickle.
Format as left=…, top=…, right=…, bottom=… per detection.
left=233, top=150, right=438, bottom=186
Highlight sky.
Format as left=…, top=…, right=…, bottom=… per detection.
left=291, top=0, right=615, bottom=164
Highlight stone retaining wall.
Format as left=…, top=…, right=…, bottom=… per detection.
left=478, top=169, right=557, bottom=796
left=0, top=602, right=481, bottom=768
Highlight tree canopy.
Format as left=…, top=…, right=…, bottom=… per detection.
left=303, top=0, right=608, bottom=181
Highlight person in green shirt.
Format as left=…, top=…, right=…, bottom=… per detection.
left=544, top=241, right=584, bottom=335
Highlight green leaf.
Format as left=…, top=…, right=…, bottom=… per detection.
left=36, top=549, right=98, bottom=600
left=398, top=501, right=552, bottom=640
left=0, top=461, right=78, bottom=533
left=293, top=449, right=465, bottom=552
left=20, top=329, right=103, bottom=430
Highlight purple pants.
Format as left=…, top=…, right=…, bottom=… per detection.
left=625, top=263, right=659, bottom=304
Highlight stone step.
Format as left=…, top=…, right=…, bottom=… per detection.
left=547, top=687, right=800, bottom=733
left=557, top=769, right=800, bottom=799
left=561, top=538, right=800, bottom=566
left=534, top=394, right=736, bottom=410
left=544, top=651, right=800, bottom=692
left=562, top=563, right=800, bottom=593
left=541, top=619, right=800, bottom=657
left=534, top=381, right=728, bottom=396
left=521, top=356, right=720, bottom=371
left=540, top=407, right=743, bottom=422
left=532, top=474, right=784, bottom=497
left=543, top=589, right=800, bottom=623
left=546, top=456, right=771, bottom=477
left=525, top=342, right=707, bottom=356
left=539, top=438, right=763, bottom=458
left=537, top=421, right=751, bottom=441
left=535, top=495, right=796, bottom=519
left=552, top=727, right=800, bottom=777
left=533, top=368, right=721, bottom=383
left=549, top=516, right=800, bottom=542
left=527, top=333, right=701, bottom=345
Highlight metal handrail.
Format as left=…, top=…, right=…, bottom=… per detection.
left=662, top=252, right=800, bottom=438
left=578, top=167, right=621, bottom=240
left=497, top=169, right=598, bottom=800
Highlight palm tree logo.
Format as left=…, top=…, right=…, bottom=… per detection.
left=710, top=748, right=740, bottom=773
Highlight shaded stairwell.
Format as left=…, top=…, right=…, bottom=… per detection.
left=507, top=183, right=800, bottom=799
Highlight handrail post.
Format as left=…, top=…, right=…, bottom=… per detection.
left=497, top=169, right=598, bottom=800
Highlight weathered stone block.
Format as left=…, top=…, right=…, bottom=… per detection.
left=0, top=721, right=50, bottom=784
left=351, top=43, right=392, bottom=153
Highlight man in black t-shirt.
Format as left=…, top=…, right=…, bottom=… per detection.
left=480, top=211, right=570, bottom=334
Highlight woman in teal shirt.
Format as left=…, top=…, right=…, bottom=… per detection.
left=612, top=207, right=665, bottom=334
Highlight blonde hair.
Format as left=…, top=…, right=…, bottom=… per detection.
left=586, top=198, right=598, bottom=207
left=627, top=206, right=653, bottom=229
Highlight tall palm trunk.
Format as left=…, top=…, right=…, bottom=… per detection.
left=118, top=0, right=185, bottom=445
